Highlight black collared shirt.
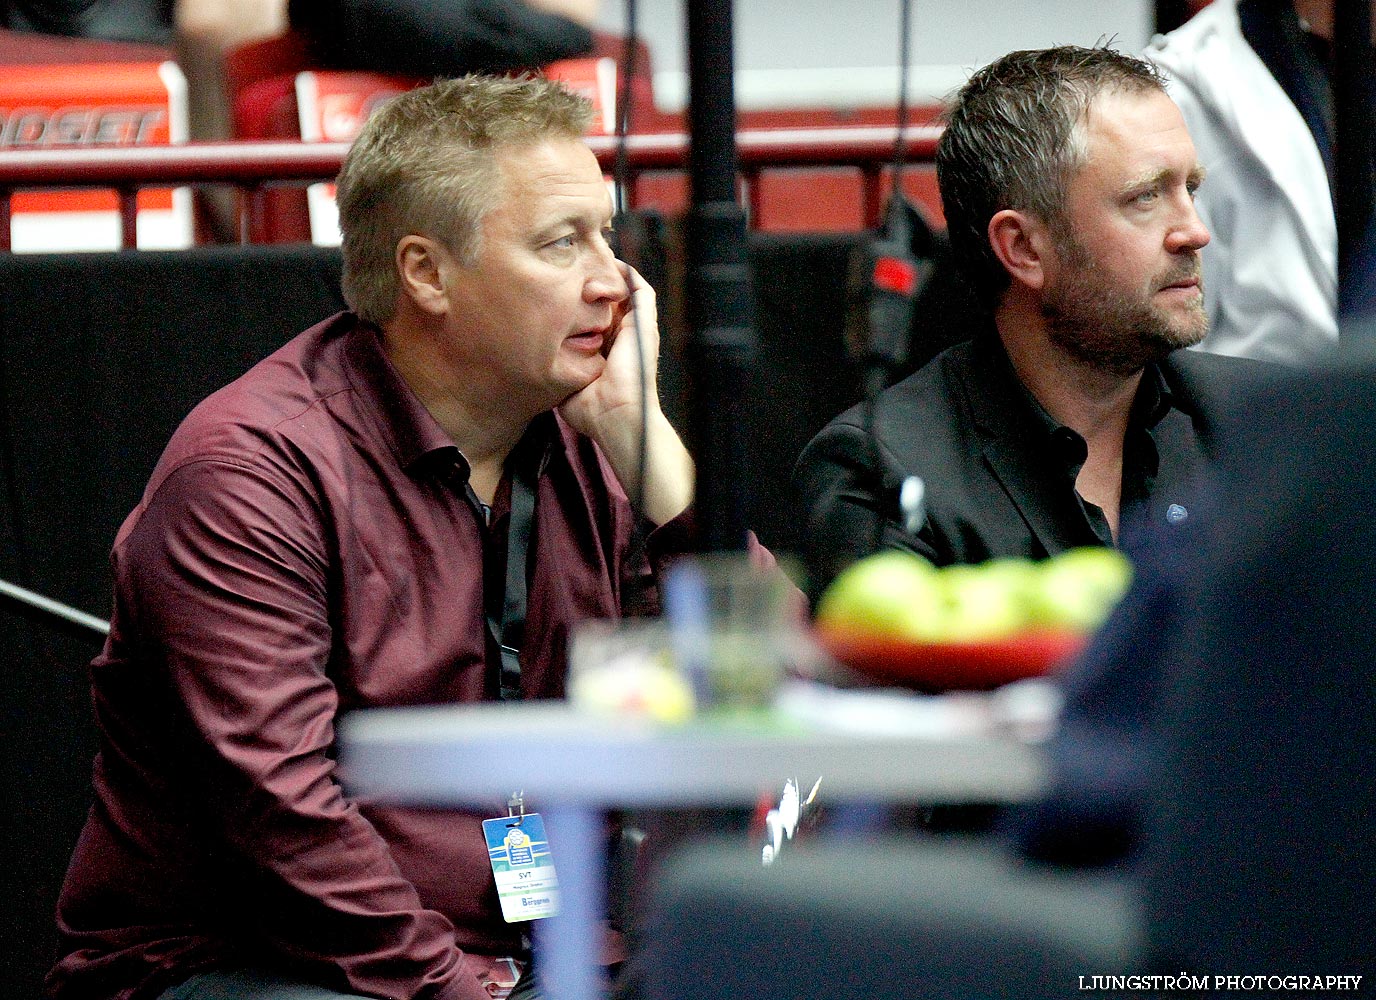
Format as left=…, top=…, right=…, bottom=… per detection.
left=1015, top=361, right=1175, bottom=547
left=794, top=329, right=1227, bottom=588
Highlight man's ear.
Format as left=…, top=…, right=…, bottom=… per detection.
left=988, top=209, right=1051, bottom=293
left=396, top=236, right=451, bottom=316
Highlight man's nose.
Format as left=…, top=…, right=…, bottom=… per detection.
left=585, top=240, right=628, bottom=302
left=1168, top=199, right=1211, bottom=254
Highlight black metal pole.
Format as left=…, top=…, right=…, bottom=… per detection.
left=684, top=0, right=755, bottom=552
left=1334, top=0, right=1376, bottom=333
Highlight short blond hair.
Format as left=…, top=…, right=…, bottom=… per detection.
left=335, top=74, right=595, bottom=326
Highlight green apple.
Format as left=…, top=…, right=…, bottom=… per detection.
left=815, top=550, right=946, bottom=641
left=935, top=560, right=1037, bottom=641
left=1027, top=546, right=1134, bottom=632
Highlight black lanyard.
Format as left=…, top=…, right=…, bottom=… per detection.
left=469, top=445, right=541, bottom=702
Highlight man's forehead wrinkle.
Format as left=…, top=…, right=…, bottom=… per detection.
left=493, top=145, right=611, bottom=218
left=1083, top=96, right=1199, bottom=163
left=1079, top=80, right=1143, bottom=127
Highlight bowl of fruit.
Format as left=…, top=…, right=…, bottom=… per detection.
left=812, top=547, right=1133, bottom=691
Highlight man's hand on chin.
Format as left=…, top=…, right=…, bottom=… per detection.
left=558, top=262, right=653, bottom=439
left=557, top=265, right=693, bottom=525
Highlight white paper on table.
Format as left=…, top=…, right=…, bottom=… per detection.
left=771, top=678, right=1062, bottom=742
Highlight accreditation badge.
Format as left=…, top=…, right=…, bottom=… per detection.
left=482, top=812, right=560, bottom=922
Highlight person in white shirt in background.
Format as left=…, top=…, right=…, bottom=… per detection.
left=1146, top=0, right=1373, bottom=366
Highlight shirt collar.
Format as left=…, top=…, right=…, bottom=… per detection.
left=968, top=328, right=1176, bottom=477
left=1131, top=362, right=1175, bottom=431
left=342, top=318, right=457, bottom=471
left=341, top=317, right=563, bottom=482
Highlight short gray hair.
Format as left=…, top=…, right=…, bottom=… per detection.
left=335, top=74, right=595, bottom=326
left=936, top=44, right=1168, bottom=308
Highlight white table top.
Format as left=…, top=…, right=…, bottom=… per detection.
left=338, top=701, right=1047, bottom=808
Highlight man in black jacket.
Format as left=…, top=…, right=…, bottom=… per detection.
left=794, top=44, right=1270, bottom=595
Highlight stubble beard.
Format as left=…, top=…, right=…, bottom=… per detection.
left=1042, top=234, right=1209, bottom=377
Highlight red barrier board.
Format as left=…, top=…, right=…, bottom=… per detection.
left=1, top=60, right=192, bottom=250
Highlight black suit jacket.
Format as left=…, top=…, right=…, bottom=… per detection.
left=792, top=329, right=1272, bottom=594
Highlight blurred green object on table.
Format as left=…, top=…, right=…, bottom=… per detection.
left=813, top=547, right=1133, bottom=691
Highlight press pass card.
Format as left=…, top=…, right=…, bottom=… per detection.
left=483, top=813, right=560, bottom=922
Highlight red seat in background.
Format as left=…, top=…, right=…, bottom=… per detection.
left=221, top=29, right=659, bottom=244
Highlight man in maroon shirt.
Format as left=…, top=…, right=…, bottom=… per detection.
left=46, top=75, right=695, bottom=1000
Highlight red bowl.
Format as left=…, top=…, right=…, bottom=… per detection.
left=814, top=623, right=1088, bottom=692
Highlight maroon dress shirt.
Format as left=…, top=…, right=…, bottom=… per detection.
left=47, top=312, right=689, bottom=1000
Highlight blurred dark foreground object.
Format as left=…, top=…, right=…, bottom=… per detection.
left=639, top=351, right=1376, bottom=997
left=286, top=0, right=594, bottom=78
left=0, top=0, right=172, bottom=43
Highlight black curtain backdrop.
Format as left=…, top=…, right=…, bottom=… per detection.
left=0, top=232, right=967, bottom=995
left=0, top=244, right=347, bottom=997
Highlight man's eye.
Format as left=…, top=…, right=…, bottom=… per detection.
left=548, top=234, right=576, bottom=249
left=1134, top=188, right=1160, bottom=205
